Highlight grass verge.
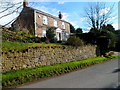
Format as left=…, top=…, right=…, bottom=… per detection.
left=2, top=55, right=120, bottom=88
left=2, top=41, right=64, bottom=52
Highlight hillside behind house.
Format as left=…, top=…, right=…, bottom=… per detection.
left=2, top=29, right=64, bottom=52
left=2, top=29, right=38, bottom=43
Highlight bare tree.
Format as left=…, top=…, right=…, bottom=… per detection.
left=0, top=0, right=23, bottom=27
left=84, top=2, right=115, bottom=30
left=0, top=0, right=42, bottom=27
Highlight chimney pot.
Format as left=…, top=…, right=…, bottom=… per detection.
left=58, top=11, right=63, bottom=19
left=23, top=0, right=28, bottom=8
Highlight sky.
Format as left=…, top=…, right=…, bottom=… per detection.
left=0, top=0, right=119, bottom=32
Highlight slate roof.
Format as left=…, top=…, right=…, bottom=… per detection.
left=27, top=7, right=70, bottom=24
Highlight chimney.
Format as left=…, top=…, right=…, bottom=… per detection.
left=58, top=11, right=63, bottom=19
left=23, top=0, right=28, bottom=8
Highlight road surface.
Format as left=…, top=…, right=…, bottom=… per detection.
left=114, top=52, right=120, bottom=55
left=17, top=58, right=119, bottom=88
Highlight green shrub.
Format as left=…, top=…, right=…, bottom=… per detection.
left=46, top=27, right=57, bottom=43
left=32, top=37, right=41, bottom=43
left=45, top=38, right=50, bottom=44
left=41, top=37, right=47, bottom=42
left=66, top=35, right=84, bottom=47
left=20, top=32, right=27, bottom=36
left=25, top=37, right=34, bottom=43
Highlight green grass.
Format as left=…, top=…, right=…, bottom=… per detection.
left=2, top=55, right=120, bottom=87
left=2, top=29, right=65, bottom=52
left=2, top=41, right=65, bottom=52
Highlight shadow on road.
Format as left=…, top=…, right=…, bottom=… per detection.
left=112, top=68, right=120, bottom=73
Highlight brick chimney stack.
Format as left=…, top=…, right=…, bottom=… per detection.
left=58, top=11, right=63, bottom=19
left=23, top=0, right=28, bottom=8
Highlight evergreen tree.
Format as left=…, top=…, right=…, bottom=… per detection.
left=70, top=24, right=75, bottom=33
left=46, top=27, right=57, bottom=43
left=76, top=28, right=83, bottom=34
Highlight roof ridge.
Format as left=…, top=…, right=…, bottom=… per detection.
left=27, top=7, right=70, bottom=24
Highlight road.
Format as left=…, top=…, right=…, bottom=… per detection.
left=17, top=58, right=119, bottom=88
left=114, top=52, right=120, bottom=55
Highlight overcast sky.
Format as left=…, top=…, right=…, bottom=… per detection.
left=0, top=0, right=119, bottom=32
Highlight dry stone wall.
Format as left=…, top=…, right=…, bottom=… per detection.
left=2, top=45, right=96, bottom=72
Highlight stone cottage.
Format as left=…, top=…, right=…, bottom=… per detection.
left=12, top=0, right=70, bottom=41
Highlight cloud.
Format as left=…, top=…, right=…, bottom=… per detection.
left=0, top=12, right=19, bottom=26
left=12, top=0, right=22, bottom=3
left=33, top=5, right=50, bottom=13
left=56, top=0, right=66, bottom=4
left=80, top=17, right=87, bottom=21
left=52, top=8, right=58, bottom=12
left=51, top=8, right=60, bottom=16
left=62, top=12, right=69, bottom=21
left=82, top=27, right=90, bottom=33
left=57, top=1, right=65, bottom=4
left=105, top=17, right=116, bottom=22
left=38, top=6, right=69, bottom=22
left=112, top=24, right=118, bottom=30
left=99, top=8, right=110, bottom=16
left=70, top=21, right=79, bottom=29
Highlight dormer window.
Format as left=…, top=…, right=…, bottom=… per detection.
left=54, top=20, right=58, bottom=27
left=43, top=16, right=48, bottom=25
left=62, top=22, right=65, bottom=29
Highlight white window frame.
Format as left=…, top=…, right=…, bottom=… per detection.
left=62, top=22, right=65, bottom=29
left=42, top=30, right=46, bottom=37
left=38, top=15, right=41, bottom=18
left=43, top=16, right=48, bottom=25
left=54, top=20, right=58, bottom=27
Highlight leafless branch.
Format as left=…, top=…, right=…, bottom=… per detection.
left=84, top=2, right=115, bottom=30
left=0, top=2, right=22, bottom=14
left=0, top=5, right=22, bottom=19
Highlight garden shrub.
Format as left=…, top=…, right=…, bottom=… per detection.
left=45, top=38, right=50, bottom=44
left=25, top=37, right=34, bottom=43
left=32, top=37, right=41, bottom=43
left=66, top=35, right=84, bottom=47
left=20, top=32, right=27, bottom=36
left=46, top=27, right=57, bottom=43
left=41, top=37, right=47, bottom=42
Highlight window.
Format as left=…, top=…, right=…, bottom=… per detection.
left=12, top=22, right=16, bottom=27
left=62, top=22, right=65, bottom=29
left=42, top=30, right=46, bottom=37
left=54, top=20, right=58, bottom=27
left=38, top=15, right=41, bottom=18
left=43, top=16, right=48, bottom=25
